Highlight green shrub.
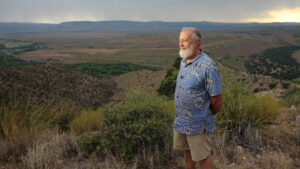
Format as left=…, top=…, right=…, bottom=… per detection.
left=216, top=84, right=281, bottom=141
left=71, top=109, right=103, bottom=135
left=78, top=131, right=103, bottom=158
left=78, top=91, right=173, bottom=161
left=157, top=67, right=179, bottom=97
left=157, top=57, right=181, bottom=97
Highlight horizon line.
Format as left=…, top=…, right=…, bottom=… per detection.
left=1, top=20, right=300, bottom=25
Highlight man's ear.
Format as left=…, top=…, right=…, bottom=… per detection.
left=194, top=40, right=200, bottom=48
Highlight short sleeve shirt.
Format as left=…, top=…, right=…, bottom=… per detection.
left=173, top=51, right=222, bottom=135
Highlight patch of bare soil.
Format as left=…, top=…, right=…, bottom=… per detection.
left=202, top=39, right=239, bottom=48
left=15, top=48, right=121, bottom=63
left=63, top=48, right=121, bottom=55
left=15, top=49, right=75, bottom=62
left=292, top=50, right=300, bottom=63
left=206, top=37, right=281, bottom=57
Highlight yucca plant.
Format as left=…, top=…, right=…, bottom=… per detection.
left=0, top=94, right=74, bottom=138
left=216, top=84, right=281, bottom=141
left=284, top=87, right=300, bottom=107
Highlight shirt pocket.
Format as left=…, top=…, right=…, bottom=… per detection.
left=183, top=74, right=199, bottom=90
left=184, top=73, right=205, bottom=92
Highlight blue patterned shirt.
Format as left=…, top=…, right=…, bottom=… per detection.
left=173, top=51, right=222, bottom=135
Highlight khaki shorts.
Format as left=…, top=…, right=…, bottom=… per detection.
left=173, top=131, right=211, bottom=161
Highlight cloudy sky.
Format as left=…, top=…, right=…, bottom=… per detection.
left=0, top=0, right=300, bottom=23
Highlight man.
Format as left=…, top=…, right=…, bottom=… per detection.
left=173, top=27, right=223, bottom=169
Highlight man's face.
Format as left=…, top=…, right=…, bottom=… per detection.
left=179, top=30, right=195, bottom=59
left=179, top=30, right=194, bottom=49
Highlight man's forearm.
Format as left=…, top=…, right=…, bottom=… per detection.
left=210, top=102, right=222, bottom=113
left=210, top=94, right=223, bottom=114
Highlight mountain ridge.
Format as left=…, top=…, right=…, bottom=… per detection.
left=1, top=20, right=300, bottom=33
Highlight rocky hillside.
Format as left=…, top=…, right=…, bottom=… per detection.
left=110, top=69, right=167, bottom=105
left=0, top=64, right=115, bottom=109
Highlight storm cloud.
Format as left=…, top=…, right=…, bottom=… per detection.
left=0, top=0, right=300, bottom=23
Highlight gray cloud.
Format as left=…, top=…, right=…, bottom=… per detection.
left=0, top=0, right=300, bottom=23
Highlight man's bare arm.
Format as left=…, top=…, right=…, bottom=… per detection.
left=210, top=94, right=223, bottom=114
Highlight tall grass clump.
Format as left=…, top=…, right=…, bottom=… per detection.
left=216, top=84, right=281, bottom=144
left=78, top=91, right=174, bottom=164
left=0, top=95, right=74, bottom=138
left=284, top=87, right=300, bottom=107
left=0, top=94, right=75, bottom=165
left=0, top=95, right=49, bottom=138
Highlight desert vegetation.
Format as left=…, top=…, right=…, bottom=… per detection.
left=245, top=46, right=300, bottom=80
left=1, top=81, right=299, bottom=168
left=1, top=55, right=299, bottom=168
left=0, top=64, right=115, bottom=109
left=65, top=63, right=160, bottom=76
left=0, top=26, right=300, bottom=168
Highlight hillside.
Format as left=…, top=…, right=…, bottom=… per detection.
left=246, top=46, right=300, bottom=80
left=110, top=69, right=167, bottom=105
left=0, top=64, right=115, bottom=109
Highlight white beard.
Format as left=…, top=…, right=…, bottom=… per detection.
left=179, top=45, right=194, bottom=59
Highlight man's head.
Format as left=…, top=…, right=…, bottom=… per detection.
left=179, top=27, right=201, bottom=59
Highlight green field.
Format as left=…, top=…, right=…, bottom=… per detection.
left=65, top=63, right=161, bottom=76
left=0, top=39, right=33, bottom=48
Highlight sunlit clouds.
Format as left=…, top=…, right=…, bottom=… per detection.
left=243, top=7, right=300, bottom=23
left=1, top=0, right=300, bottom=23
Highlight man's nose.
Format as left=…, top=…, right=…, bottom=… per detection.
left=179, top=41, right=184, bottom=47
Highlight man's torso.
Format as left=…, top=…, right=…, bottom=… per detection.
left=173, top=51, right=222, bottom=135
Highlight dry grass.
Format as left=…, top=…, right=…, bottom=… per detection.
left=1, top=122, right=298, bottom=169
left=0, top=92, right=298, bottom=169
left=21, top=130, right=79, bottom=169
left=0, top=135, right=33, bottom=164
left=210, top=106, right=300, bottom=169
left=260, top=151, right=293, bottom=169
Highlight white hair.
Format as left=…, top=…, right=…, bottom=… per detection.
left=181, top=27, right=202, bottom=48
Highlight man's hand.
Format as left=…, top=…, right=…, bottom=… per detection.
left=210, top=94, right=223, bottom=115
